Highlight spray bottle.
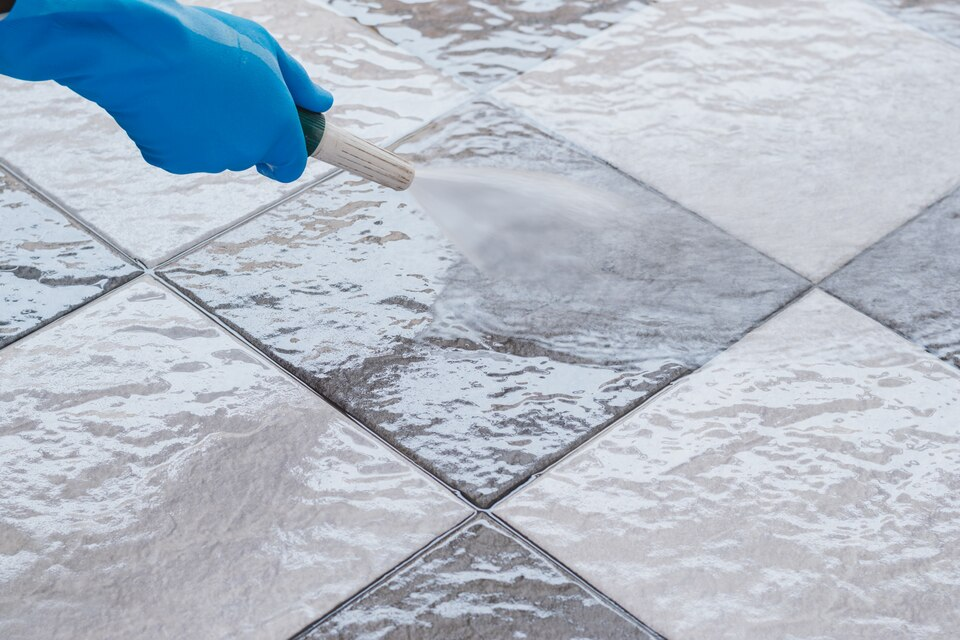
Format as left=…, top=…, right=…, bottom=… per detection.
left=298, top=108, right=415, bottom=191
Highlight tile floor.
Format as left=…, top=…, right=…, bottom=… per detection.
left=2, top=0, right=960, bottom=638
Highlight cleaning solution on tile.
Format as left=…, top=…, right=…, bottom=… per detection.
left=410, top=166, right=633, bottom=293
left=298, top=108, right=633, bottom=296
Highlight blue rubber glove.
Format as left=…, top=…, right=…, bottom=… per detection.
left=0, top=0, right=333, bottom=182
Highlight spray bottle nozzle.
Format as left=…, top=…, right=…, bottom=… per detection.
left=298, top=108, right=415, bottom=191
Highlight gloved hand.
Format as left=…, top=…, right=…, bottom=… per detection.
left=0, top=0, right=333, bottom=182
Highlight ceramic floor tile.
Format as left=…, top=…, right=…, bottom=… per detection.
left=497, top=290, right=960, bottom=640
left=0, top=278, right=469, bottom=640
left=494, top=0, right=960, bottom=280
left=323, top=0, right=648, bottom=90
left=0, top=168, right=139, bottom=348
left=306, top=517, right=656, bottom=640
left=869, top=0, right=960, bottom=47
left=824, top=186, right=960, bottom=369
left=0, top=0, right=468, bottom=266
left=162, top=99, right=806, bottom=506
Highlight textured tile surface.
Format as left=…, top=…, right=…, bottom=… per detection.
left=869, top=0, right=960, bottom=47
left=0, top=278, right=468, bottom=640
left=163, top=100, right=806, bottom=505
left=0, top=0, right=467, bottom=265
left=0, top=169, right=138, bottom=347
left=308, top=517, right=656, bottom=640
left=825, top=186, right=960, bottom=368
left=498, top=290, right=960, bottom=640
left=494, top=0, right=960, bottom=280
left=323, top=0, right=648, bottom=89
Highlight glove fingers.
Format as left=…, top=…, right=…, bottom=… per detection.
left=277, top=48, right=334, bottom=113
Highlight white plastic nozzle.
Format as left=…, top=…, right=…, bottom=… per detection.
left=298, top=109, right=415, bottom=191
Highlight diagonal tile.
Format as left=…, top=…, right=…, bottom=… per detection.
left=0, top=0, right=468, bottom=266
left=824, top=185, right=960, bottom=368
left=162, top=99, right=806, bottom=506
left=497, top=290, right=960, bottom=640
left=305, top=516, right=657, bottom=640
left=0, top=168, right=139, bottom=348
left=0, top=278, right=469, bottom=640
left=322, top=0, right=649, bottom=90
left=493, top=0, right=960, bottom=280
left=868, top=0, right=960, bottom=47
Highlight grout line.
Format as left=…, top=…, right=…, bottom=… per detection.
left=814, top=176, right=960, bottom=285
left=0, top=157, right=144, bottom=268
left=152, top=170, right=339, bottom=270
left=489, top=512, right=669, bottom=640
left=488, top=282, right=816, bottom=509
left=816, top=286, right=960, bottom=378
left=150, top=272, right=481, bottom=513
left=287, top=515, right=479, bottom=639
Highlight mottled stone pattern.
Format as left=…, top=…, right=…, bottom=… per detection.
left=323, top=0, right=649, bottom=89
left=308, top=517, right=656, bottom=640
left=498, top=291, right=960, bottom=640
left=869, top=0, right=960, bottom=47
left=0, top=169, right=138, bottom=347
left=0, top=0, right=467, bottom=265
left=824, top=186, right=960, bottom=367
left=494, top=0, right=960, bottom=280
left=0, top=278, right=468, bottom=640
left=163, top=100, right=806, bottom=505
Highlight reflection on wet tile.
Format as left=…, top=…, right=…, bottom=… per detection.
left=307, top=517, right=656, bottom=640
left=0, top=169, right=138, bottom=347
left=494, top=0, right=960, bottom=280
left=824, top=186, right=960, bottom=368
left=323, top=0, right=648, bottom=89
left=497, top=290, right=960, bottom=640
left=163, top=100, right=806, bottom=506
left=0, top=0, right=467, bottom=265
left=869, top=0, right=960, bottom=47
left=0, top=278, right=468, bottom=640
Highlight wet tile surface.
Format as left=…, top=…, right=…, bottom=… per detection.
left=163, top=100, right=806, bottom=505
left=0, top=278, right=469, bottom=640
left=0, top=169, right=138, bottom=347
left=869, top=0, right=960, bottom=47
left=494, top=0, right=960, bottom=280
left=307, top=517, right=656, bottom=640
left=824, top=186, right=960, bottom=369
left=497, top=290, right=960, bottom=640
left=0, top=0, right=468, bottom=265
left=323, top=0, right=648, bottom=90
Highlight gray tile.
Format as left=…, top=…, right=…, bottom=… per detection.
left=869, top=0, right=960, bottom=47
left=0, top=169, right=138, bottom=347
left=306, top=517, right=656, bottom=640
left=323, top=0, right=649, bottom=89
left=163, top=100, right=807, bottom=506
left=0, top=278, right=468, bottom=640
left=824, top=186, right=960, bottom=367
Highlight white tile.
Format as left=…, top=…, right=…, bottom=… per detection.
left=0, top=0, right=468, bottom=266
left=0, top=277, right=469, bottom=640
left=497, top=290, right=960, bottom=639
left=495, top=0, right=960, bottom=280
